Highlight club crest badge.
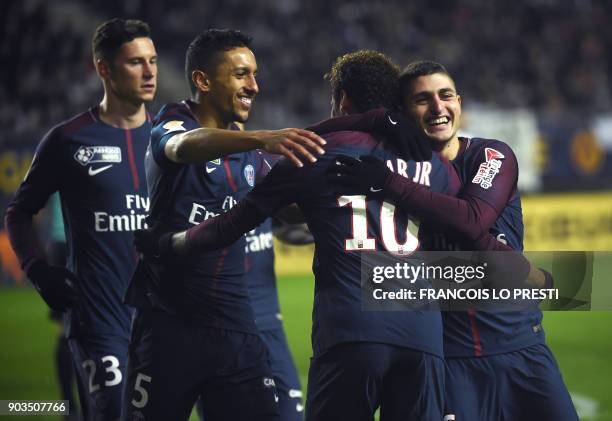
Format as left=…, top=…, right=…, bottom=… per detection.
left=244, top=164, right=255, bottom=186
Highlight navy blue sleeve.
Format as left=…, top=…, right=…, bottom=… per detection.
left=381, top=155, right=502, bottom=244
left=10, top=128, right=64, bottom=213
left=462, top=140, right=518, bottom=215
left=253, top=150, right=281, bottom=182
left=246, top=158, right=305, bottom=215
left=4, top=128, right=64, bottom=270
left=150, top=111, right=199, bottom=170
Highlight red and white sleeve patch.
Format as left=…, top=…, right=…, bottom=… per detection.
left=471, top=147, right=505, bottom=189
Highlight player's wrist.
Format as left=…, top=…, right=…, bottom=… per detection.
left=156, top=232, right=177, bottom=258
left=247, top=130, right=268, bottom=149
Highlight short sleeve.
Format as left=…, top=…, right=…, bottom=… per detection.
left=254, top=151, right=282, bottom=181
left=150, top=110, right=200, bottom=170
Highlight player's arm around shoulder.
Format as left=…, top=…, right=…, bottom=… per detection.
left=164, top=127, right=326, bottom=167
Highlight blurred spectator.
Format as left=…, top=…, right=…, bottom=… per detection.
left=1, top=0, right=610, bottom=136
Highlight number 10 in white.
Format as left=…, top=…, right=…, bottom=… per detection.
left=338, top=195, right=419, bottom=255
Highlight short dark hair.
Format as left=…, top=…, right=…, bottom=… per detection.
left=185, top=29, right=253, bottom=95
left=325, top=50, right=400, bottom=113
left=399, top=60, right=453, bottom=94
left=92, top=18, right=151, bottom=62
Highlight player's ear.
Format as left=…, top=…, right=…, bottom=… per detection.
left=339, top=90, right=352, bottom=115
left=192, top=70, right=211, bottom=93
left=95, top=58, right=111, bottom=80
left=457, top=94, right=462, bottom=106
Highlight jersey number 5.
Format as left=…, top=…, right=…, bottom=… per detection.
left=338, top=195, right=419, bottom=254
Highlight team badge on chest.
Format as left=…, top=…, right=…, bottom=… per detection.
left=244, top=164, right=255, bottom=186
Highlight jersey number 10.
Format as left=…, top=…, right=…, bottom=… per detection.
left=338, top=195, right=419, bottom=255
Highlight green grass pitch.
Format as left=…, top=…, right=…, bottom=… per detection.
left=0, top=277, right=610, bottom=420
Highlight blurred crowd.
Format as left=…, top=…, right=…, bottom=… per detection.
left=1, top=0, right=611, bottom=138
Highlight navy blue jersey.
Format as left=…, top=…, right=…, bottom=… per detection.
left=425, top=137, right=544, bottom=357
left=245, top=153, right=283, bottom=332
left=8, top=107, right=150, bottom=338
left=125, top=101, right=270, bottom=334
left=245, top=219, right=283, bottom=331
left=245, top=131, right=458, bottom=357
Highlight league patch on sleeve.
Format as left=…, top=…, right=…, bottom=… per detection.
left=471, top=147, right=505, bottom=189
left=162, top=120, right=187, bottom=134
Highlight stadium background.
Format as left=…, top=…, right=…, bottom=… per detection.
left=1, top=0, right=611, bottom=419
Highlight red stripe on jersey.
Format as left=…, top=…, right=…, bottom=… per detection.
left=124, top=129, right=140, bottom=189
left=213, top=247, right=230, bottom=279
left=467, top=308, right=482, bottom=356
left=211, top=246, right=230, bottom=309
left=244, top=254, right=250, bottom=273
left=223, top=158, right=238, bottom=192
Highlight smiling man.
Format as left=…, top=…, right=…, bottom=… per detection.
left=5, top=19, right=158, bottom=421
left=400, top=60, right=578, bottom=421
left=309, top=60, right=577, bottom=420
left=133, top=50, right=462, bottom=421
left=122, top=29, right=325, bottom=421
left=406, top=69, right=462, bottom=157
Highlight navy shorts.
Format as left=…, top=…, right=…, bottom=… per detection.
left=69, top=334, right=129, bottom=421
left=306, top=342, right=444, bottom=421
left=196, top=326, right=303, bottom=421
left=444, top=343, right=578, bottom=421
left=260, top=327, right=303, bottom=420
left=122, top=309, right=279, bottom=421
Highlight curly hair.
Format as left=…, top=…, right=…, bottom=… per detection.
left=325, top=50, right=400, bottom=113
